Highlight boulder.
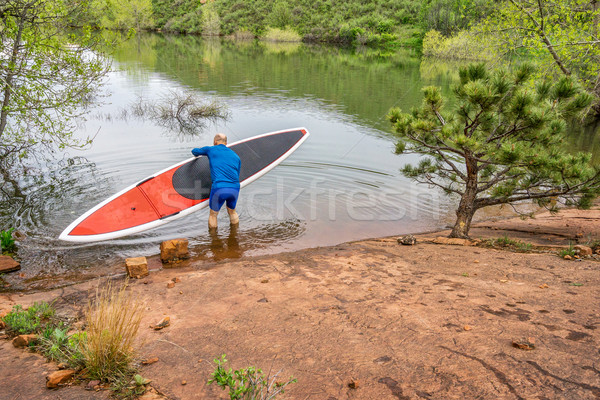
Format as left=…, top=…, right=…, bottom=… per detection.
left=125, top=257, right=149, bottom=279
left=574, top=245, right=593, bottom=257
left=160, top=239, right=190, bottom=264
left=12, top=334, right=37, bottom=348
left=0, top=255, right=20, bottom=273
left=46, top=369, right=75, bottom=388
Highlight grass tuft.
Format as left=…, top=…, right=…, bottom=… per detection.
left=82, top=282, right=144, bottom=382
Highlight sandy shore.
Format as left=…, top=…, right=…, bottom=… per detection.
left=2, top=207, right=600, bottom=399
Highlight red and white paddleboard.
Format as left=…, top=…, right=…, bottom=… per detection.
left=59, top=128, right=310, bottom=242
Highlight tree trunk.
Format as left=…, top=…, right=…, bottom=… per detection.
left=0, top=18, right=25, bottom=139
left=450, top=199, right=477, bottom=238
left=450, top=155, right=478, bottom=238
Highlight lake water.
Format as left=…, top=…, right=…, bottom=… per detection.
left=2, top=34, right=597, bottom=290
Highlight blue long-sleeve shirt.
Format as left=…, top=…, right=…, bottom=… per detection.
left=192, top=144, right=241, bottom=189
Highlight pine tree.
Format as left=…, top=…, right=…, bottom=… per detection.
left=388, top=63, right=600, bottom=238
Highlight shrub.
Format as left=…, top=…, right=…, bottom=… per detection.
left=208, top=354, right=297, bottom=400
left=82, top=283, right=144, bottom=382
left=1, top=228, right=16, bottom=253
left=202, top=4, right=221, bottom=36
left=2, top=302, right=56, bottom=335
left=36, top=326, right=87, bottom=368
left=262, top=27, right=301, bottom=42
left=422, top=29, right=495, bottom=60
left=269, top=1, right=293, bottom=28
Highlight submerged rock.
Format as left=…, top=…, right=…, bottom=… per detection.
left=160, top=239, right=190, bottom=264
left=0, top=256, right=20, bottom=273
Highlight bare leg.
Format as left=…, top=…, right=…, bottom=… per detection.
left=226, top=207, right=239, bottom=225
left=209, top=209, right=219, bottom=230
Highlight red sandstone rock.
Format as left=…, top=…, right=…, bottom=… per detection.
left=46, top=369, right=75, bottom=388
left=12, top=334, right=37, bottom=348
left=125, top=257, right=149, bottom=279
left=0, top=255, right=20, bottom=273
left=574, top=245, right=593, bottom=257
left=160, top=239, right=189, bottom=264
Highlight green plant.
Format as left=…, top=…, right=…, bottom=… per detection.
left=262, top=27, right=301, bottom=42
left=208, top=354, right=297, bottom=400
left=82, top=282, right=144, bottom=382
left=490, top=236, right=533, bottom=252
left=110, top=372, right=150, bottom=399
left=559, top=243, right=577, bottom=258
left=2, top=302, right=56, bottom=335
left=1, top=228, right=16, bottom=253
left=36, top=326, right=87, bottom=368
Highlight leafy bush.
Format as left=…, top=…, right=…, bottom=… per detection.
left=262, top=27, right=301, bottom=42
left=82, top=283, right=144, bottom=382
left=2, top=302, right=56, bottom=335
left=422, top=29, right=495, bottom=60
left=209, top=354, right=296, bottom=400
left=269, top=1, right=293, bottom=28
left=1, top=228, right=16, bottom=253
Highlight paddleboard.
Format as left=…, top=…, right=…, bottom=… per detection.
left=59, top=127, right=310, bottom=242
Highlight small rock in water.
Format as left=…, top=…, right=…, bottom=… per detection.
left=160, top=239, right=190, bottom=264
left=397, top=235, right=417, bottom=246
left=0, top=255, right=20, bottom=273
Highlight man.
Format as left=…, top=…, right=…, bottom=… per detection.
left=192, top=133, right=241, bottom=230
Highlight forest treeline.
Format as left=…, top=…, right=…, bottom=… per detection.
left=88, top=0, right=494, bottom=47
left=85, top=0, right=600, bottom=112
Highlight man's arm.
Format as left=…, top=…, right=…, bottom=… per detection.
left=192, top=146, right=210, bottom=157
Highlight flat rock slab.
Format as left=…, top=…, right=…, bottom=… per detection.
left=0, top=255, right=20, bottom=273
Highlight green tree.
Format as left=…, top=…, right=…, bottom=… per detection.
left=98, top=0, right=154, bottom=31
left=478, top=0, right=600, bottom=112
left=0, top=0, right=110, bottom=164
left=388, top=64, right=600, bottom=238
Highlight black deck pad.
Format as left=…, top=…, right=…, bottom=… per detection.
left=172, top=129, right=305, bottom=200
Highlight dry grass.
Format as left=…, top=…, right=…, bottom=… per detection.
left=82, top=282, right=145, bottom=382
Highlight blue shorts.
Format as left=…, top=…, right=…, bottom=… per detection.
left=209, top=186, right=240, bottom=212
